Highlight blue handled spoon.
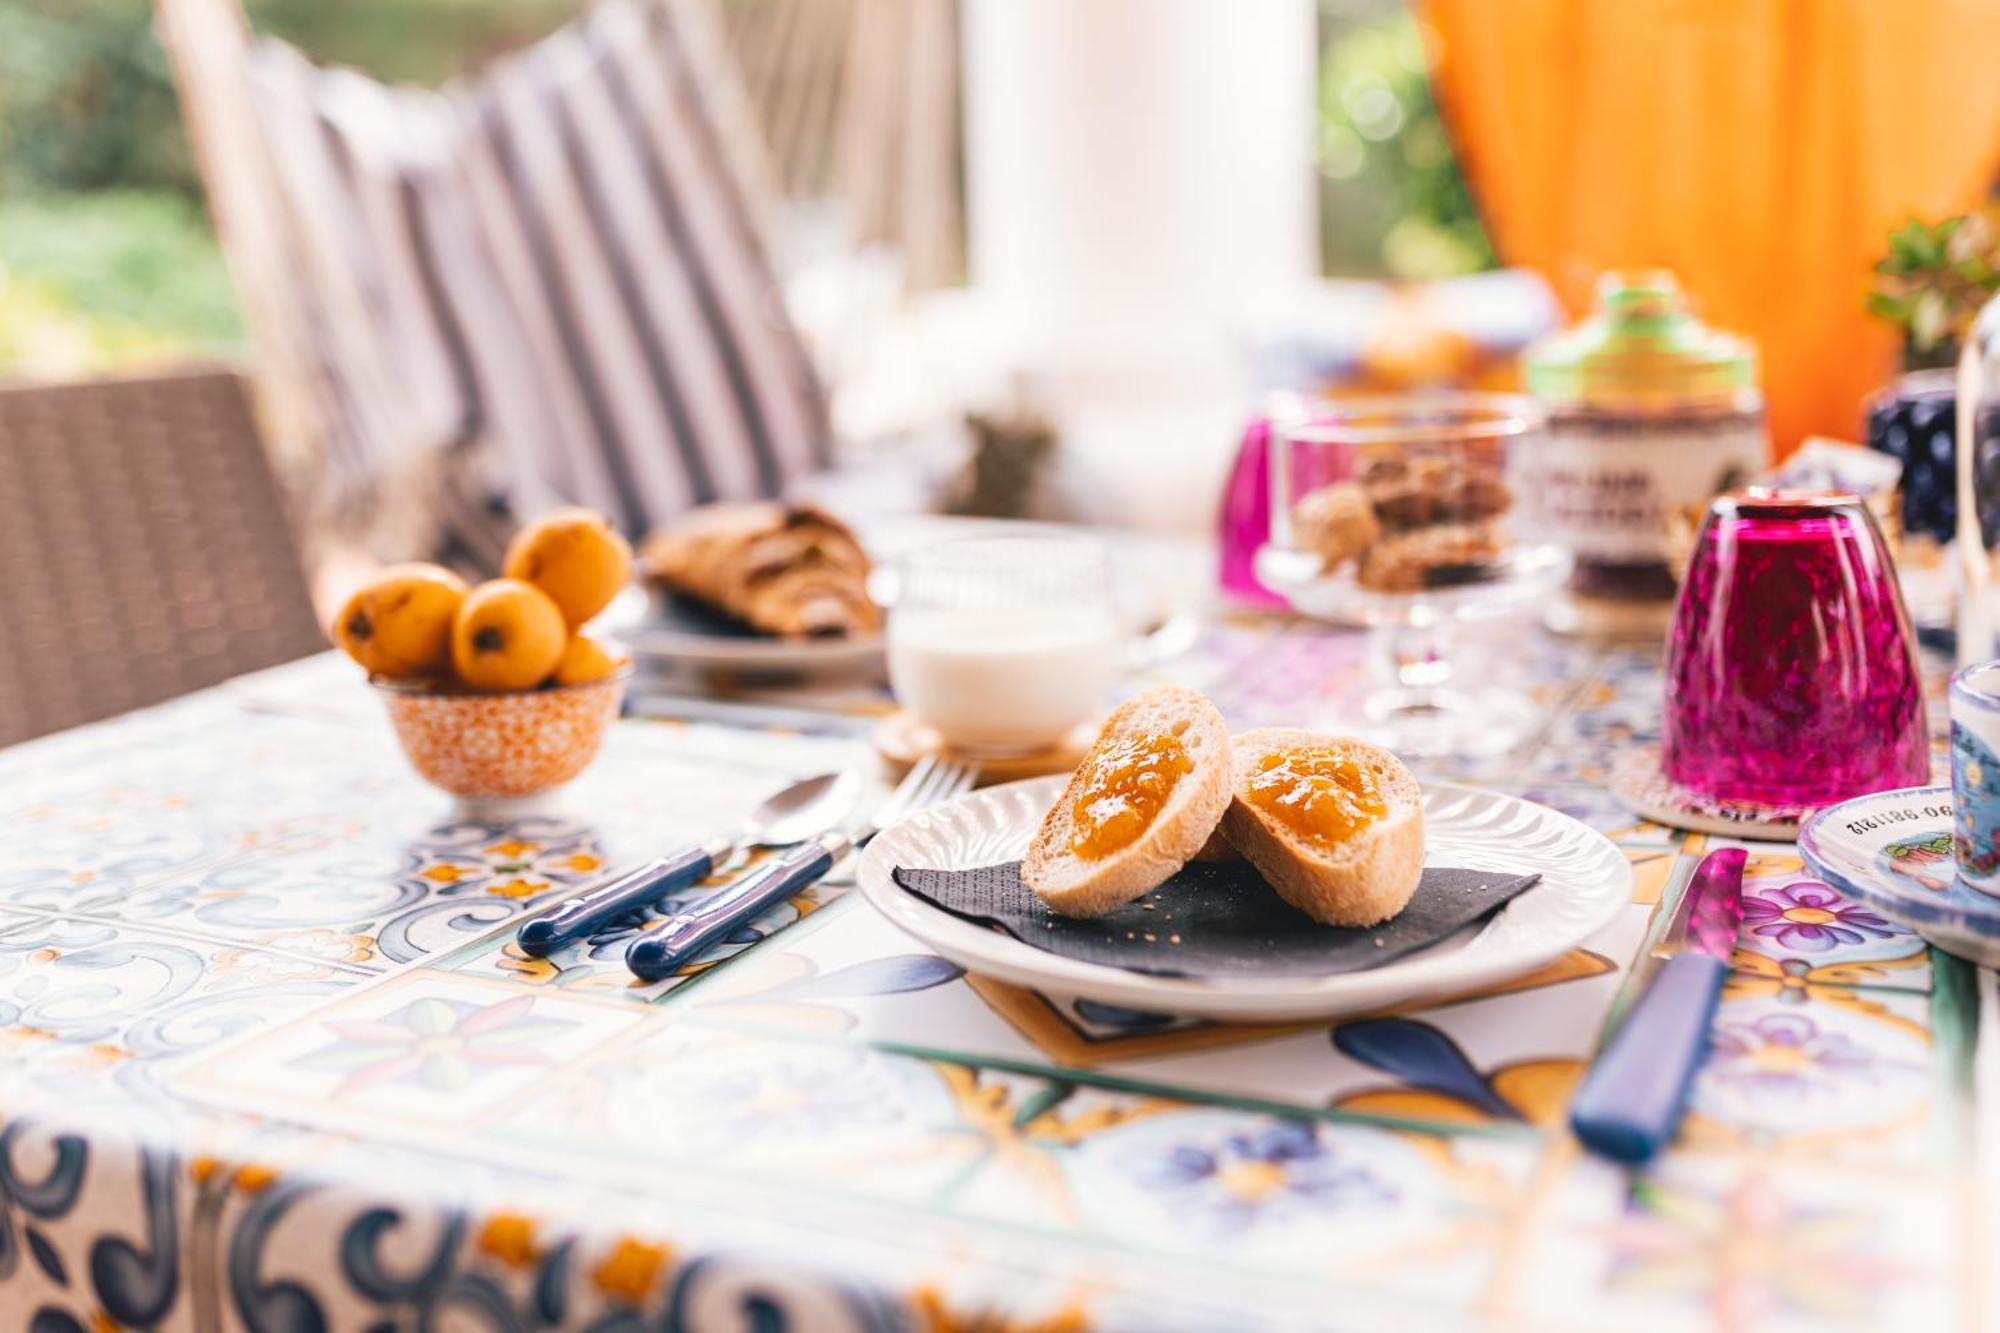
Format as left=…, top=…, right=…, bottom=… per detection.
left=515, top=770, right=860, bottom=958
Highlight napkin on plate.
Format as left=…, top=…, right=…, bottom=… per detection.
left=891, top=861, right=1540, bottom=979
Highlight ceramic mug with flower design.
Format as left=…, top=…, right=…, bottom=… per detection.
left=1950, top=660, right=2000, bottom=896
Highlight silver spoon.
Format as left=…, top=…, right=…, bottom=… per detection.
left=515, top=770, right=861, bottom=957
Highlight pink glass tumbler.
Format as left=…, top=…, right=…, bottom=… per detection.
left=1663, top=491, right=1927, bottom=808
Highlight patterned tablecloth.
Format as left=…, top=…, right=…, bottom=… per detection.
left=0, top=617, right=1983, bottom=1332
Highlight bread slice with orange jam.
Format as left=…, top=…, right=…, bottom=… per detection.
left=1220, top=729, right=1424, bottom=926
left=1023, top=685, right=1232, bottom=917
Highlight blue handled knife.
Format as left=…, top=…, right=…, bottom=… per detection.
left=516, top=841, right=730, bottom=958
left=623, top=756, right=979, bottom=982
left=1568, top=846, right=1746, bottom=1164
left=514, top=770, right=859, bottom=959
left=626, top=833, right=845, bottom=981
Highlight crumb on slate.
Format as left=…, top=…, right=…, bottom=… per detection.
left=1144, top=932, right=1156, bottom=942
left=1372, top=937, right=1384, bottom=947
left=1170, top=934, right=1182, bottom=945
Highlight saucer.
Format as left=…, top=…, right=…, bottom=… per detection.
left=1610, top=746, right=1818, bottom=840
left=1796, top=785, right=2000, bottom=966
left=873, top=711, right=1097, bottom=786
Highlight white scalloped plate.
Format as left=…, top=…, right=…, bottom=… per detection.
left=856, top=776, right=1632, bottom=1022
left=599, top=584, right=887, bottom=676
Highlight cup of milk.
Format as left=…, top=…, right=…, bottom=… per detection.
left=887, top=535, right=1120, bottom=754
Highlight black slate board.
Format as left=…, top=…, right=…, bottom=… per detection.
left=891, top=861, right=1540, bottom=979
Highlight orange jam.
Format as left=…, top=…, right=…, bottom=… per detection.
left=1242, top=748, right=1387, bottom=850
left=1068, top=731, right=1194, bottom=860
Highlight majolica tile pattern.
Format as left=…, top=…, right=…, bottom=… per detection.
left=0, top=635, right=1973, bottom=1330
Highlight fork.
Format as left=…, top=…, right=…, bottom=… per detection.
left=624, top=756, right=978, bottom=981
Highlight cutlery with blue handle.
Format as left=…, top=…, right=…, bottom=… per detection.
left=515, top=770, right=859, bottom=958
left=627, top=756, right=977, bottom=981
left=1568, top=847, right=1747, bottom=1164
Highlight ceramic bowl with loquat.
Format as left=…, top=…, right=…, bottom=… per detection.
left=332, top=508, right=636, bottom=815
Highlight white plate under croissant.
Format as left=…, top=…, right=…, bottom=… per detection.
left=603, top=584, right=888, bottom=676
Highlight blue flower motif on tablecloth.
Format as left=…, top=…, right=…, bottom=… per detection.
left=1703, top=1013, right=1885, bottom=1102
left=1740, top=882, right=1899, bottom=952
left=293, top=994, right=575, bottom=1098
left=1121, top=1119, right=1392, bottom=1238
left=1691, top=995, right=1933, bottom=1142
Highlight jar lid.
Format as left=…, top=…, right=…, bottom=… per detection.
left=1525, top=271, right=1760, bottom=409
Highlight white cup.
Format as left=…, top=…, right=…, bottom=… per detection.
left=887, top=535, right=1120, bottom=754
left=1951, top=660, right=2000, bottom=896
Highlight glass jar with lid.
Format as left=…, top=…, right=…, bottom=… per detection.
left=1521, top=271, right=1769, bottom=636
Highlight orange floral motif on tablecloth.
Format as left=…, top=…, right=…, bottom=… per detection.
left=591, top=1237, right=674, bottom=1304
left=477, top=1213, right=541, bottom=1267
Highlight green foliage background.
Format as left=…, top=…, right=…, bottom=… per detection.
left=1316, top=3, right=1494, bottom=279
left=0, top=0, right=578, bottom=198
left=0, top=0, right=581, bottom=367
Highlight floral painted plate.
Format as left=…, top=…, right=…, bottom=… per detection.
left=856, top=776, right=1632, bottom=1023
left=1796, top=785, right=2000, bottom=966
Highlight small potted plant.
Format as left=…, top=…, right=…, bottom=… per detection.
left=1864, top=210, right=2000, bottom=544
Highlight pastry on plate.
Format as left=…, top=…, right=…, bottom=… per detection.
left=1024, top=685, right=1232, bottom=917
left=1221, top=729, right=1424, bottom=926
left=641, top=502, right=880, bottom=638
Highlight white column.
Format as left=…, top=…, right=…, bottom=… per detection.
left=959, top=0, right=1318, bottom=527
left=963, top=0, right=1318, bottom=337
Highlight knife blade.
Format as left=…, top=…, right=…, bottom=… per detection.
left=1568, top=846, right=1746, bottom=1164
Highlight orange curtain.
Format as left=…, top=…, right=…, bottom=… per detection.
left=1420, top=0, right=2000, bottom=455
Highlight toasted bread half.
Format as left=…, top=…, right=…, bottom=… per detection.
left=1220, top=729, right=1424, bottom=926
left=1023, top=685, right=1231, bottom=917
left=1190, top=826, right=1240, bottom=862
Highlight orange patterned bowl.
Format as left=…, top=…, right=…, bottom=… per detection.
left=372, top=668, right=631, bottom=808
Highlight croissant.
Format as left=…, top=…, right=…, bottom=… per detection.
left=641, top=503, right=881, bottom=638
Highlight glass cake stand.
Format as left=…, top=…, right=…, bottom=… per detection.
left=1255, top=393, right=1569, bottom=758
